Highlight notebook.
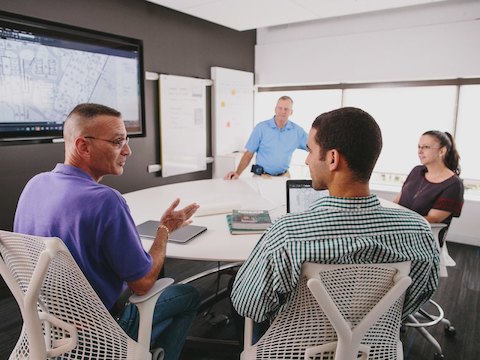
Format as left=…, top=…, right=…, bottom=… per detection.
left=286, top=180, right=328, bottom=213
left=136, top=220, right=207, bottom=244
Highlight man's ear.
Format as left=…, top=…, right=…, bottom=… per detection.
left=328, top=149, right=340, bottom=171
left=75, top=137, right=91, bottom=159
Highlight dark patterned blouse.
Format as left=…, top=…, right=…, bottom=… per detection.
left=398, top=165, right=464, bottom=225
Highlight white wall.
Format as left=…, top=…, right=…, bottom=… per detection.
left=255, top=0, right=480, bottom=86
left=255, top=0, right=480, bottom=246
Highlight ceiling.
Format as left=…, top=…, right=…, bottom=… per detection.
left=146, top=0, right=450, bottom=31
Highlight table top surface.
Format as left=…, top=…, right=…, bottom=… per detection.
left=123, top=177, right=289, bottom=262
left=123, top=177, right=401, bottom=262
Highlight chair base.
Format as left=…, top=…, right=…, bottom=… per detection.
left=405, top=313, right=456, bottom=360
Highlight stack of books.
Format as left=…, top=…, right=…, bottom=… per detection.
left=226, top=209, right=272, bottom=235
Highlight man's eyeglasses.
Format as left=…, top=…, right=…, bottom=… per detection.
left=417, top=145, right=440, bottom=151
left=84, top=136, right=129, bottom=149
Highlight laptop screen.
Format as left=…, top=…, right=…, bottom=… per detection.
left=286, top=180, right=328, bottom=213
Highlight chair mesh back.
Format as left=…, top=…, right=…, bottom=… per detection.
left=254, top=266, right=405, bottom=360
left=0, top=232, right=137, bottom=359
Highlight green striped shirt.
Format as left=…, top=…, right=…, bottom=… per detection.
left=231, top=195, right=439, bottom=322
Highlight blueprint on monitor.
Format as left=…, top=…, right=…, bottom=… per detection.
left=0, top=38, right=138, bottom=123
left=289, top=187, right=328, bottom=213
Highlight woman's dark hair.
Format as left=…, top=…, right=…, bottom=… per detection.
left=423, top=130, right=461, bottom=175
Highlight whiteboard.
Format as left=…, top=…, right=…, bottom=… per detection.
left=211, top=67, right=254, bottom=156
left=159, top=74, right=207, bottom=177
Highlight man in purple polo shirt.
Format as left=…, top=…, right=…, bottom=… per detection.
left=14, top=103, right=200, bottom=360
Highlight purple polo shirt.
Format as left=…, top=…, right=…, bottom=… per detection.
left=14, top=164, right=152, bottom=310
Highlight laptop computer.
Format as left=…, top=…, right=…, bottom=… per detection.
left=136, top=220, right=207, bottom=244
left=286, top=179, right=328, bottom=213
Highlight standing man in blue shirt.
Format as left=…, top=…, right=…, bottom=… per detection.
left=224, top=96, right=307, bottom=179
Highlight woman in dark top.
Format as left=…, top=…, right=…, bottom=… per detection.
left=394, top=130, right=464, bottom=226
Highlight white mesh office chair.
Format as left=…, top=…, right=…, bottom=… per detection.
left=0, top=230, right=173, bottom=360
left=242, top=262, right=412, bottom=360
left=403, top=223, right=456, bottom=360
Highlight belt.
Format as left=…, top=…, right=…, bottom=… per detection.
left=264, top=170, right=288, bottom=176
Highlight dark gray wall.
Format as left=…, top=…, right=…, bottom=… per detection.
left=0, top=0, right=255, bottom=231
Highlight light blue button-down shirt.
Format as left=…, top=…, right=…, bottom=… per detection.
left=245, top=117, right=307, bottom=175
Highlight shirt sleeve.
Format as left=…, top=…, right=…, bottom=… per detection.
left=431, top=178, right=464, bottom=217
left=100, top=192, right=152, bottom=282
left=231, top=233, right=284, bottom=323
left=403, top=256, right=439, bottom=317
left=245, top=124, right=262, bottom=153
left=297, top=126, right=308, bottom=151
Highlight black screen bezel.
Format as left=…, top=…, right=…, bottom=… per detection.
left=0, top=11, right=146, bottom=145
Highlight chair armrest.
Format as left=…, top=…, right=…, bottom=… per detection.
left=129, top=278, right=174, bottom=304
left=244, top=317, right=254, bottom=348
left=128, top=278, right=174, bottom=348
left=430, top=223, right=447, bottom=248
left=430, top=223, right=455, bottom=276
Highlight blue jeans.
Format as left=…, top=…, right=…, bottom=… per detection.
left=252, top=320, right=270, bottom=344
left=117, top=284, right=200, bottom=360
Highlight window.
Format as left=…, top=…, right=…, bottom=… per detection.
left=256, top=80, right=480, bottom=199
left=456, top=85, right=480, bottom=195
left=343, top=86, right=457, bottom=176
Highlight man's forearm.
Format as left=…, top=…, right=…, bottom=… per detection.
left=148, top=225, right=168, bottom=276
left=235, top=151, right=254, bottom=175
left=128, top=225, right=168, bottom=295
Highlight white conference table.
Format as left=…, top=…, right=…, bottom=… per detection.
left=123, top=177, right=289, bottom=262
left=123, top=177, right=404, bottom=263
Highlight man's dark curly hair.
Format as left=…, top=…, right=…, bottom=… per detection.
left=312, top=107, right=382, bottom=182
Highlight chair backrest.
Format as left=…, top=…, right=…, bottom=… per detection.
left=0, top=230, right=151, bottom=360
left=430, top=223, right=448, bottom=249
left=241, top=262, right=411, bottom=360
left=431, top=223, right=456, bottom=277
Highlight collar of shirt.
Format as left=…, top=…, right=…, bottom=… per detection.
left=309, top=194, right=381, bottom=212
left=52, top=163, right=95, bottom=182
left=268, top=117, right=293, bottom=130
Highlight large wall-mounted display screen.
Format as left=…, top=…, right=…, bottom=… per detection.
left=0, top=11, right=145, bottom=144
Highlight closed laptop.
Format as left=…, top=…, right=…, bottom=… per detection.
left=136, top=220, right=207, bottom=244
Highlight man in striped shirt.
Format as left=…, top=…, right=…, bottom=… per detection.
left=231, top=107, right=439, bottom=328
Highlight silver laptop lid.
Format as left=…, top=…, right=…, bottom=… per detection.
left=136, top=221, right=207, bottom=244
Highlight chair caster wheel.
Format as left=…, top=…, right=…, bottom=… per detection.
left=151, top=347, right=164, bottom=360
left=434, top=353, right=444, bottom=360
left=204, top=312, right=230, bottom=326
left=445, top=325, right=456, bottom=337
